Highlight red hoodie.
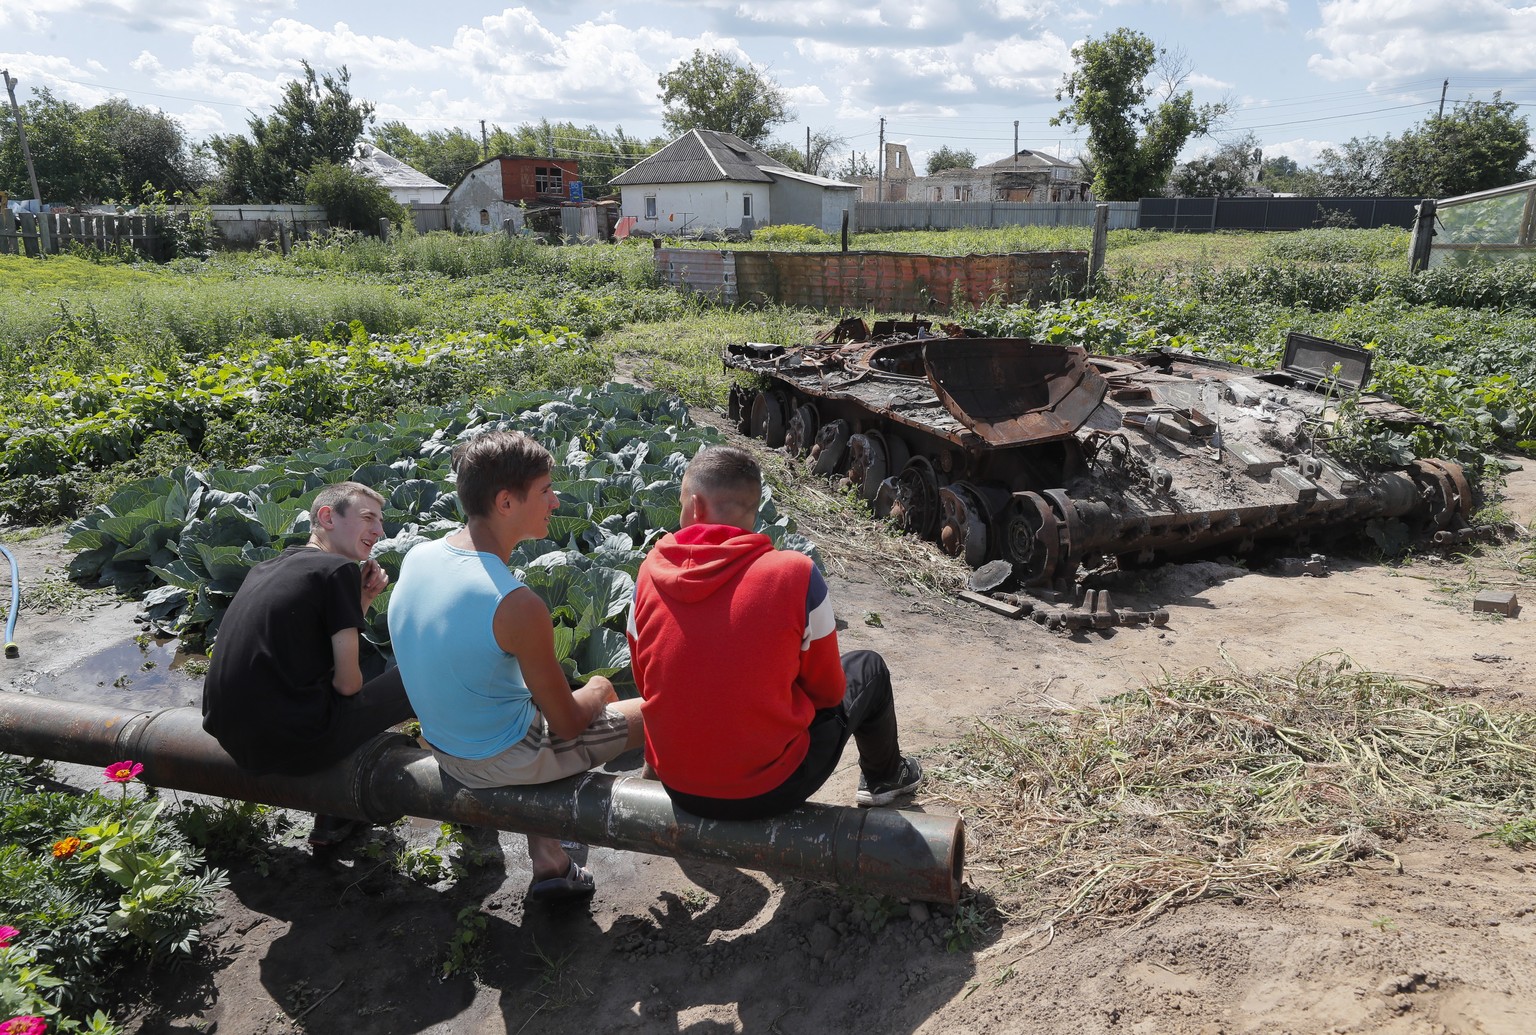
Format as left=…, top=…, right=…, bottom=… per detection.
left=626, top=523, right=845, bottom=798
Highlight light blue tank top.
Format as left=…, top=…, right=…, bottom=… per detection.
left=389, top=538, right=535, bottom=759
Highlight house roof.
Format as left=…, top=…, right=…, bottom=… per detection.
left=978, top=149, right=1081, bottom=172
left=763, top=167, right=861, bottom=191
left=351, top=144, right=447, bottom=190
left=611, top=130, right=781, bottom=186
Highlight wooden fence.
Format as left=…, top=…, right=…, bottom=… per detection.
left=1, top=208, right=165, bottom=259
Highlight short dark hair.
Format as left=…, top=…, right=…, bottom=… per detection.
left=683, top=445, right=762, bottom=504
left=313, top=481, right=384, bottom=517
left=453, top=430, right=553, bottom=517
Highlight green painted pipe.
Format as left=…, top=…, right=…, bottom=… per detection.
left=0, top=696, right=965, bottom=904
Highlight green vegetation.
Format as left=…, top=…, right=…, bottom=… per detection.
left=1, top=755, right=225, bottom=1032
left=65, top=385, right=815, bottom=678
left=925, top=658, right=1536, bottom=924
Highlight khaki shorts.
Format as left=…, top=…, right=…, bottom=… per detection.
left=432, top=706, right=631, bottom=789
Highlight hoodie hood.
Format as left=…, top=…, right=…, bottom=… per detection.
left=644, top=524, right=774, bottom=604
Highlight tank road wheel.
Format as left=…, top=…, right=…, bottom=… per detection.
left=1410, top=458, right=1473, bottom=531
left=1041, top=489, right=1084, bottom=572
left=750, top=389, right=791, bottom=448
left=730, top=385, right=757, bottom=436
left=785, top=404, right=820, bottom=459
left=846, top=432, right=891, bottom=502
left=888, top=456, right=943, bottom=540
left=810, top=419, right=852, bottom=477
left=1003, top=491, right=1061, bottom=587
left=938, top=481, right=991, bottom=568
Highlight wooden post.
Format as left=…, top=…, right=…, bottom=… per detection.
left=1409, top=199, right=1437, bottom=273
left=277, top=222, right=290, bottom=256
left=378, top=217, right=391, bottom=242
left=3, top=70, right=50, bottom=254
left=1089, top=202, right=1109, bottom=291
left=841, top=208, right=849, bottom=253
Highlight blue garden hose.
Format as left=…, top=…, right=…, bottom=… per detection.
left=0, top=543, right=18, bottom=658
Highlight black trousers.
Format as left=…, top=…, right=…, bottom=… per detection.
left=665, top=650, right=903, bottom=821
left=253, top=667, right=416, bottom=777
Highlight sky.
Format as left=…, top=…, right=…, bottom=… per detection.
left=3, top=0, right=1535, bottom=176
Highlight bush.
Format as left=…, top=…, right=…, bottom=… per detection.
left=0, top=755, right=226, bottom=1024
left=302, top=162, right=406, bottom=233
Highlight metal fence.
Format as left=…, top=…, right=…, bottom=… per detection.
left=1138, top=196, right=1420, bottom=232
left=855, top=200, right=1138, bottom=232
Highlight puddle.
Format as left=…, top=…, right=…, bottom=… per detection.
left=32, top=633, right=205, bottom=712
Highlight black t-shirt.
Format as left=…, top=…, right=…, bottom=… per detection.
left=202, top=546, right=366, bottom=774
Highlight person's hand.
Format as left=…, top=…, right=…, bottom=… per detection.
left=360, top=558, right=389, bottom=610
left=584, top=674, right=618, bottom=705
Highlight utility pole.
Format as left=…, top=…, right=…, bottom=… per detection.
left=480, top=119, right=489, bottom=159
left=3, top=69, right=49, bottom=254
left=806, top=126, right=811, bottom=173
left=877, top=116, right=885, bottom=203
left=1437, top=79, right=1449, bottom=119
left=1013, top=120, right=1019, bottom=165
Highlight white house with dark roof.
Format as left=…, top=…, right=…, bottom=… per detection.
left=351, top=144, right=450, bottom=205
left=610, top=130, right=860, bottom=235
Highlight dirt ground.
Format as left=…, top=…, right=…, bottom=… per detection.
left=2, top=457, right=1533, bottom=1035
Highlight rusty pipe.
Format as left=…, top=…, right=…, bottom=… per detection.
left=0, top=696, right=965, bottom=904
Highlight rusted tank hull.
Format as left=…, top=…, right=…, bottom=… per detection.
left=726, top=323, right=1472, bottom=586
left=0, top=696, right=965, bottom=904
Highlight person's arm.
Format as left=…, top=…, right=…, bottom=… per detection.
left=494, top=586, right=615, bottom=740
left=797, top=566, right=846, bottom=708
left=330, top=628, right=365, bottom=697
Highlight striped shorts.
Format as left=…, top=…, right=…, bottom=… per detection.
left=431, top=706, right=631, bottom=789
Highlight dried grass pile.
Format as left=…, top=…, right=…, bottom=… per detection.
left=927, top=654, right=1536, bottom=925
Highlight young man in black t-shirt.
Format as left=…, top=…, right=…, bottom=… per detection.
left=202, top=481, right=414, bottom=847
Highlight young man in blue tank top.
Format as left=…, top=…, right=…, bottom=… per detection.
left=388, top=430, right=645, bottom=902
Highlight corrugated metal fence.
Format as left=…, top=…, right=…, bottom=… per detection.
left=1138, top=196, right=1420, bottom=232
left=856, top=200, right=1138, bottom=232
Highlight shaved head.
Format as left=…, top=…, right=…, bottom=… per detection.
left=680, top=446, right=761, bottom=531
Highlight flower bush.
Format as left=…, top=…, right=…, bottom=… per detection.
left=0, top=754, right=220, bottom=1030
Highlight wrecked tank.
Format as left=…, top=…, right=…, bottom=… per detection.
left=725, top=319, right=1474, bottom=591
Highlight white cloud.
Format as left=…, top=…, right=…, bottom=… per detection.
left=1309, top=0, right=1536, bottom=83
left=1264, top=136, right=1336, bottom=165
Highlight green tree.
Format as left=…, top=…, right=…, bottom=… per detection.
left=1052, top=29, right=1225, bottom=201
left=760, top=128, right=848, bottom=177
left=0, top=89, right=116, bottom=203
left=925, top=146, right=976, bottom=175
left=302, top=161, right=404, bottom=232
left=209, top=63, right=374, bottom=203
left=1388, top=94, right=1532, bottom=197
left=1168, top=133, right=1262, bottom=196
left=369, top=121, right=483, bottom=187
left=657, top=50, right=794, bottom=147
left=485, top=119, right=664, bottom=193
left=1259, top=155, right=1307, bottom=193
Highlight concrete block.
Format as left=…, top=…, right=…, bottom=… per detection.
left=1473, top=590, right=1520, bottom=617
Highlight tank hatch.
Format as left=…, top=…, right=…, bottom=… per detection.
left=923, top=338, right=1108, bottom=446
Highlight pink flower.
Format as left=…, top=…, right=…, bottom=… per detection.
left=103, top=760, right=143, bottom=784
left=1, top=1017, right=46, bottom=1035
left=0, top=925, right=17, bottom=948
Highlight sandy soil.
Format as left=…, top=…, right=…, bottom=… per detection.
left=1, top=458, right=1532, bottom=1035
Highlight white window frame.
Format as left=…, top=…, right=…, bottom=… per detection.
left=742, top=193, right=753, bottom=219
left=644, top=195, right=657, bottom=220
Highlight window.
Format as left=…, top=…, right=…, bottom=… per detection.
left=933, top=187, right=942, bottom=201
left=479, top=209, right=490, bottom=227
left=644, top=195, right=657, bottom=219
left=743, top=194, right=753, bottom=219
left=535, top=166, right=563, bottom=194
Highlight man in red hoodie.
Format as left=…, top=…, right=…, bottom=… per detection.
left=626, top=445, right=922, bottom=820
